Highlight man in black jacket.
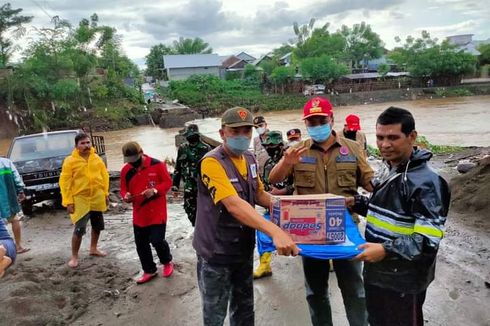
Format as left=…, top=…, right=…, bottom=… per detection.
left=350, top=107, right=451, bottom=326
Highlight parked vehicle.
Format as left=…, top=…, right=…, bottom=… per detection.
left=303, top=84, right=326, bottom=96
left=7, top=130, right=106, bottom=215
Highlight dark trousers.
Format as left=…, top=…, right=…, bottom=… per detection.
left=302, top=257, right=368, bottom=326
left=133, top=224, right=172, bottom=274
left=197, top=255, right=254, bottom=326
left=183, top=191, right=197, bottom=226
left=365, top=284, right=427, bottom=326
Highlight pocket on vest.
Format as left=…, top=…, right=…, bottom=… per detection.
left=294, top=163, right=316, bottom=188
left=214, top=223, right=243, bottom=256
left=336, top=163, right=357, bottom=187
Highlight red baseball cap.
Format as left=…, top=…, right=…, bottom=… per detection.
left=303, top=96, right=333, bottom=120
left=345, top=114, right=361, bottom=131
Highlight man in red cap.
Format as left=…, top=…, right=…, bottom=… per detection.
left=269, top=96, right=374, bottom=326
left=343, top=114, right=368, bottom=157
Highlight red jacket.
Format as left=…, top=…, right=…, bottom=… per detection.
left=120, top=155, right=172, bottom=227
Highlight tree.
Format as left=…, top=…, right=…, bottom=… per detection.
left=145, top=43, right=174, bottom=78
left=4, top=13, right=143, bottom=132
left=0, top=3, right=33, bottom=67
left=270, top=66, right=295, bottom=94
left=389, top=31, right=477, bottom=83
left=478, top=43, right=490, bottom=66
left=339, top=22, right=384, bottom=69
left=377, top=63, right=390, bottom=77
left=272, top=44, right=294, bottom=60
left=300, top=55, right=349, bottom=83
left=172, top=37, right=212, bottom=54
left=292, top=18, right=316, bottom=47
left=294, top=25, right=346, bottom=60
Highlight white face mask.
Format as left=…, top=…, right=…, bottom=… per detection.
left=288, top=140, right=300, bottom=147
left=257, top=127, right=266, bottom=135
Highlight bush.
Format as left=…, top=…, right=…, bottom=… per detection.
left=434, top=87, right=474, bottom=97
left=416, top=135, right=462, bottom=154
left=168, top=74, right=299, bottom=113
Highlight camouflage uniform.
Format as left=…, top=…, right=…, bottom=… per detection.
left=172, top=125, right=211, bottom=226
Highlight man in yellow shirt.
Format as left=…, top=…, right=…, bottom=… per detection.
left=59, top=133, right=109, bottom=268
left=193, top=107, right=300, bottom=326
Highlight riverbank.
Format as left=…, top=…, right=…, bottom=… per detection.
left=1, top=147, right=489, bottom=326
left=2, top=84, right=490, bottom=139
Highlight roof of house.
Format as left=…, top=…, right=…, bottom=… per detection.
left=236, top=52, right=256, bottom=62
left=221, top=55, right=242, bottom=68
left=163, top=54, right=221, bottom=69
left=252, top=54, right=273, bottom=66
left=280, top=52, right=292, bottom=60
left=342, top=72, right=410, bottom=80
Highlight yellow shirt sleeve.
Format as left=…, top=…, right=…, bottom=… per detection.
left=201, top=156, right=264, bottom=205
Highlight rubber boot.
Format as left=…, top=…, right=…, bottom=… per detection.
left=253, top=252, right=273, bottom=279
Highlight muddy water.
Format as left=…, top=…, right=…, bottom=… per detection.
left=1, top=96, right=489, bottom=171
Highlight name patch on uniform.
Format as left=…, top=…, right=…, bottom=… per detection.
left=250, top=164, right=257, bottom=178
left=335, top=155, right=357, bottom=163
left=300, top=156, right=317, bottom=164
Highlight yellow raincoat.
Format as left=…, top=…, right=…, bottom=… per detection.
left=59, top=147, right=109, bottom=224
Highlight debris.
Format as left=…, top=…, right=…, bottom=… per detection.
left=457, top=160, right=477, bottom=173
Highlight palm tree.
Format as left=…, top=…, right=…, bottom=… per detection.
left=172, top=37, right=212, bottom=54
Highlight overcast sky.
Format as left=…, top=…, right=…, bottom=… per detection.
left=12, top=0, right=490, bottom=68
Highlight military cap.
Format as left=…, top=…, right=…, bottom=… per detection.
left=221, top=107, right=254, bottom=127
left=262, top=131, right=284, bottom=145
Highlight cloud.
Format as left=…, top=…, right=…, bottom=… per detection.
left=416, top=20, right=479, bottom=35
left=142, top=0, right=239, bottom=41
left=8, top=0, right=490, bottom=66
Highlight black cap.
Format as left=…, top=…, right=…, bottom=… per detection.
left=253, top=116, right=266, bottom=125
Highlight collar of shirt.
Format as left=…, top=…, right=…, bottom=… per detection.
left=307, top=130, right=342, bottom=154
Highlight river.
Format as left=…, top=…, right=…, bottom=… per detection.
left=1, top=95, right=489, bottom=171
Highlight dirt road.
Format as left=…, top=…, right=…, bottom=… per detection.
left=1, top=151, right=489, bottom=326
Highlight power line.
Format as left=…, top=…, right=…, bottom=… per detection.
left=29, top=0, right=55, bottom=21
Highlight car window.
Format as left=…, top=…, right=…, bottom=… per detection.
left=9, top=133, right=77, bottom=162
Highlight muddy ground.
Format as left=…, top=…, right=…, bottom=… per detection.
left=1, top=149, right=489, bottom=326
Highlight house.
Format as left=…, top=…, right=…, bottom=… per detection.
left=219, top=55, right=248, bottom=78
left=446, top=34, right=490, bottom=56
left=221, top=55, right=247, bottom=70
left=163, top=54, right=221, bottom=81
left=279, top=52, right=292, bottom=66
left=236, top=52, right=256, bottom=63
left=252, top=54, right=273, bottom=66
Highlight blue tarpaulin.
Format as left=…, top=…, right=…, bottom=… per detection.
left=257, top=211, right=366, bottom=259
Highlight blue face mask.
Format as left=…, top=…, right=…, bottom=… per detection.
left=226, top=136, right=251, bottom=155
left=307, top=124, right=332, bottom=143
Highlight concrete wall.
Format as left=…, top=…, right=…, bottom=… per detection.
left=167, top=67, right=220, bottom=81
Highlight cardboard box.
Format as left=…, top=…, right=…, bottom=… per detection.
left=271, top=194, right=346, bottom=244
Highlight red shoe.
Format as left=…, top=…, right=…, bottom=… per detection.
left=136, top=272, right=157, bottom=284
left=162, top=262, right=174, bottom=278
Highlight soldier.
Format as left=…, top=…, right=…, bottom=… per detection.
left=253, top=116, right=270, bottom=176
left=254, top=131, right=295, bottom=279
left=172, top=124, right=211, bottom=226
